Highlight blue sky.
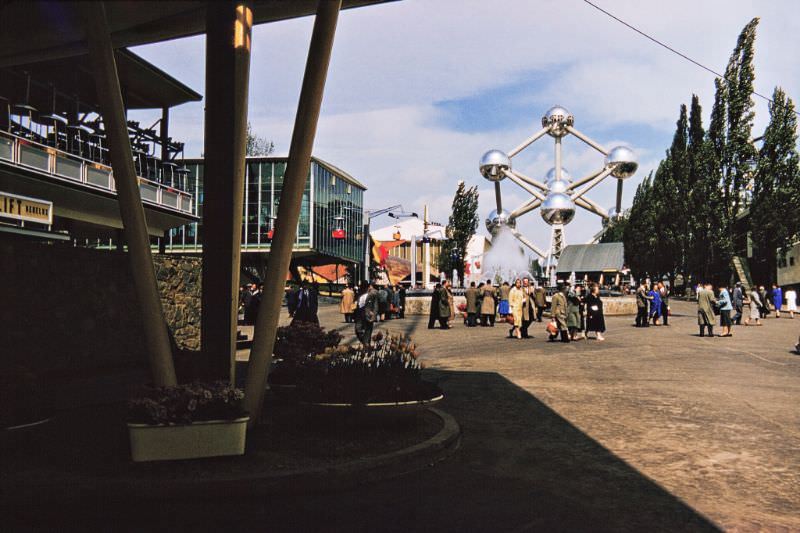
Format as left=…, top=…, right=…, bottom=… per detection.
left=130, top=0, right=800, bottom=253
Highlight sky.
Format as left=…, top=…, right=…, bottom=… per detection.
left=130, top=0, right=800, bottom=256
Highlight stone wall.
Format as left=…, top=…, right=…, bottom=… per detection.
left=154, top=256, right=202, bottom=350
left=0, top=236, right=202, bottom=380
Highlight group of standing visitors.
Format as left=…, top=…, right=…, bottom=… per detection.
left=548, top=283, right=606, bottom=342
left=340, top=283, right=405, bottom=324
left=698, top=281, right=797, bottom=336
left=634, top=281, right=670, bottom=327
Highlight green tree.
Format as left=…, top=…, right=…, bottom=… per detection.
left=749, top=87, right=800, bottom=283
left=623, top=172, right=658, bottom=278
left=600, top=213, right=627, bottom=243
left=721, top=18, right=759, bottom=225
left=438, top=181, right=479, bottom=284
left=246, top=122, right=275, bottom=156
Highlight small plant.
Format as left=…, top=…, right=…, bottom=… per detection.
left=273, top=321, right=342, bottom=363
left=127, top=381, right=246, bottom=425
left=297, top=331, right=440, bottom=404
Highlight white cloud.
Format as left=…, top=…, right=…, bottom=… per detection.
left=130, top=0, right=800, bottom=252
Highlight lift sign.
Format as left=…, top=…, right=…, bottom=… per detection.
left=0, top=191, right=53, bottom=225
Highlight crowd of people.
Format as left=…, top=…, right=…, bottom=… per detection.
left=693, top=281, right=797, bottom=337
left=426, top=278, right=606, bottom=343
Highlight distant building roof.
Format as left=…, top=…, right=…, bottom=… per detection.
left=555, top=243, right=625, bottom=274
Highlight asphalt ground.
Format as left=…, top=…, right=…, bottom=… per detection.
left=231, top=300, right=800, bottom=532
left=6, top=300, right=799, bottom=532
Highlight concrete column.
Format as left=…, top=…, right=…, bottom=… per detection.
left=160, top=106, right=170, bottom=162
left=244, top=0, right=341, bottom=425
left=201, top=1, right=253, bottom=382
left=81, top=2, right=176, bottom=386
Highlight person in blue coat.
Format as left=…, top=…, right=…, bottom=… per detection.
left=718, top=284, right=734, bottom=337
left=648, top=284, right=662, bottom=325
left=771, top=284, right=783, bottom=318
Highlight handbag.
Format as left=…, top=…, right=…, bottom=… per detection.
left=546, top=320, right=559, bottom=335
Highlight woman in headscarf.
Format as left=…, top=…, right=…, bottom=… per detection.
left=566, top=284, right=584, bottom=341
left=585, top=283, right=606, bottom=341
left=744, top=286, right=763, bottom=326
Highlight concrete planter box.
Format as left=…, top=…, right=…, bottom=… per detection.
left=127, top=417, right=249, bottom=462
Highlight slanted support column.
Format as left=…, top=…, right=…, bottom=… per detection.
left=81, top=2, right=176, bottom=386
left=245, top=0, right=341, bottom=426
left=201, top=1, right=253, bottom=382
left=160, top=106, right=170, bottom=162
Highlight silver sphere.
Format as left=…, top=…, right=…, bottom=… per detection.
left=606, top=145, right=638, bottom=179
left=479, top=150, right=511, bottom=182
left=545, top=167, right=572, bottom=182
left=541, top=105, right=574, bottom=138
left=485, top=209, right=516, bottom=235
left=608, top=206, right=621, bottom=219
left=540, top=192, right=576, bottom=226
left=546, top=178, right=570, bottom=194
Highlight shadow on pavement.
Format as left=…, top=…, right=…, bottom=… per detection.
left=6, top=369, right=720, bottom=532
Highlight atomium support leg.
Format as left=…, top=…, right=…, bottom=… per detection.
left=503, top=169, right=546, bottom=201
left=565, top=125, right=609, bottom=156
left=570, top=167, right=614, bottom=201
left=508, top=126, right=549, bottom=158
left=494, top=182, right=503, bottom=213
left=509, top=228, right=547, bottom=259
left=510, top=198, right=543, bottom=220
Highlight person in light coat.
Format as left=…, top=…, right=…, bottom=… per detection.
left=508, top=279, right=524, bottom=339
left=339, top=284, right=355, bottom=323
left=480, top=280, right=496, bottom=327
left=697, top=282, right=716, bottom=337
left=744, top=287, right=763, bottom=326
left=785, top=287, right=797, bottom=319
left=549, top=284, right=570, bottom=343
left=465, top=282, right=479, bottom=327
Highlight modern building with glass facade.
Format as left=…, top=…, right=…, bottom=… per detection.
left=163, top=156, right=366, bottom=278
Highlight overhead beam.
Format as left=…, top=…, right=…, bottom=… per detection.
left=81, top=2, right=176, bottom=386
left=244, top=0, right=342, bottom=427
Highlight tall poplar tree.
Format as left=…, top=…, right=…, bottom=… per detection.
left=722, top=17, right=759, bottom=223
left=438, top=180, right=479, bottom=284
left=749, top=87, right=800, bottom=283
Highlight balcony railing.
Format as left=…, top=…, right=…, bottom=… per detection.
left=0, top=129, right=193, bottom=215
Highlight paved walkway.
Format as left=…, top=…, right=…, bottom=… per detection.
left=234, top=300, right=800, bottom=531
left=8, top=300, right=800, bottom=531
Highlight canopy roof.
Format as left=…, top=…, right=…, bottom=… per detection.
left=0, top=1, right=395, bottom=67
left=555, top=243, right=625, bottom=274
left=1, top=48, right=201, bottom=112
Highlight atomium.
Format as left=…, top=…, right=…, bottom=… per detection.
left=606, top=146, right=638, bottom=179
left=541, top=192, right=576, bottom=226
left=479, top=104, right=637, bottom=279
left=485, top=208, right=516, bottom=235
left=479, top=149, right=511, bottom=182
left=541, top=105, right=575, bottom=138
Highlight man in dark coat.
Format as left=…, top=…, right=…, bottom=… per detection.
left=398, top=285, right=407, bottom=319
left=427, top=283, right=441, bottom=329
left=635, top=281, right=652, bottom=327
left=290, top=280, right=319, bottom=325
left=732, top=282, right=744, bottom=325
left=534, top=285, right=546, bottom=322
left=437, top=280, right=452, bottom=329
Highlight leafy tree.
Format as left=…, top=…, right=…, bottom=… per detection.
left=438, top=181, right=479, bottom=284
left=623, top=172, right=657, bottom=278
left=749, top=87, right=800, bottom=283
left=246, top=122, right=275, bottom=156
left=600, top=213, right=627, bottom=243
left=721, top=17, right=759, bottom=225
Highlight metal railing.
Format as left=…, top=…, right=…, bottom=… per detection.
left=0, top=129, right=194, bottom=216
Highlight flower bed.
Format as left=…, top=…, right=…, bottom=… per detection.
left=297, top=332, right=442, bottom=405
